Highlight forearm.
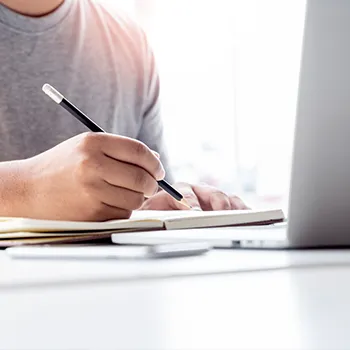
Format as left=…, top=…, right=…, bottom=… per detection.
left=0, top=160, right=32, bottom=217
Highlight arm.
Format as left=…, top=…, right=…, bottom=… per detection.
left=0, top=160, right=32, bottom=217
left=0, top=133, right=164, bottom=220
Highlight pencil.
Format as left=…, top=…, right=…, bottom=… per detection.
left=42, top=84, right=192, bottom=209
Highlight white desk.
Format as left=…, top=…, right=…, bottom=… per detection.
left=1, top=249, right=350, bottom=349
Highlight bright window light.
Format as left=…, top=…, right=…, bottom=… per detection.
left=100, top=0, right=306, bottom=209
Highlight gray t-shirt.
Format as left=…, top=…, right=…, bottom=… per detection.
left=0, top=0, right=173, bottom=181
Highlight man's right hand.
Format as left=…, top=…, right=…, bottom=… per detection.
left=17, top=132, right=164, bottom=221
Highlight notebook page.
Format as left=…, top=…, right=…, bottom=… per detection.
left=131, top=210, right=256, bottom=220
left=0, top=216, right=164, bottom=233
left=141, top=209, right=285, bottom=230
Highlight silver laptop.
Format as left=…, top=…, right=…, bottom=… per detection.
left=113, top=0, right=350, bottom=249
left=277, top=0, right=350, bottom=249
left=223, top=0, right=350, bottom=249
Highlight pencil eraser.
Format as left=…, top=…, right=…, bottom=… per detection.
left=42, top=84, right=64, bottom=104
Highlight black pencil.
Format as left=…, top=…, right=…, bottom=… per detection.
left=42, top=84, right=191, bottom=209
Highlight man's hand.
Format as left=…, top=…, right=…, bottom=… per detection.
left=140, top=182, right=249, bottom=211
left=20, top=133, right=164, bottom=221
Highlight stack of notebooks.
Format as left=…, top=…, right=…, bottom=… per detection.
left=0, top=209, right=285, bottom=247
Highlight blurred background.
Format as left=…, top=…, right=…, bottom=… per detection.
left=101, top=0, right=306, bottom=211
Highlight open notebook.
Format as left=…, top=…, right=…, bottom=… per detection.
left=0, top=209, right=284, bottom=235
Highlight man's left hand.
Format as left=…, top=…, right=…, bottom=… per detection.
left=140, top=182, right=249, bottom=211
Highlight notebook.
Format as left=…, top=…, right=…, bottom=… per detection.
left=0, top=233, right=112, bottom=247
left=0, top=209, right=284, bottom=234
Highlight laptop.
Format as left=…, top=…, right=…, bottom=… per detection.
left=113, top=0, right=350, bottom=249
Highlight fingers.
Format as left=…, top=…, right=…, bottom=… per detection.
left=139, top=194, right=169, bottom=210
left=192, top=184, right=246, bottom=211
left=229, top=196, right=250, bottom=210
left=88, top=153, right=159, bottom=197
left=139, top=182, right=250, bottom=212
left=141, top=183, right=201, bottom=211
left=210, top=192, right=231, bottom=210
left=153, top=151, right=160, bottom=158
left=192, top=185, right=225, bottom=211
left=78, top=133, right=165, bottom=181
left=89, top=179, right=145, bottom=211
left=172, top=183, right=201, bottom=210
left=100, top=134, right=165, bottom=180
left=89, top=203, right=132, bottom=221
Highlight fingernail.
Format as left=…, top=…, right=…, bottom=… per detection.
left=153, top=151, right=160, bottom=158
left=156, top=165, right=165, bottom=180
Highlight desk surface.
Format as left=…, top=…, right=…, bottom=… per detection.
left=1, top=248, right=350, bottom=350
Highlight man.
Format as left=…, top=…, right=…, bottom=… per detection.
left=0, top=0, right=247, bottom=221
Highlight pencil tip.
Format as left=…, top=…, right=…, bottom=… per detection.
left=179, top=198, right=192, bottom=209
